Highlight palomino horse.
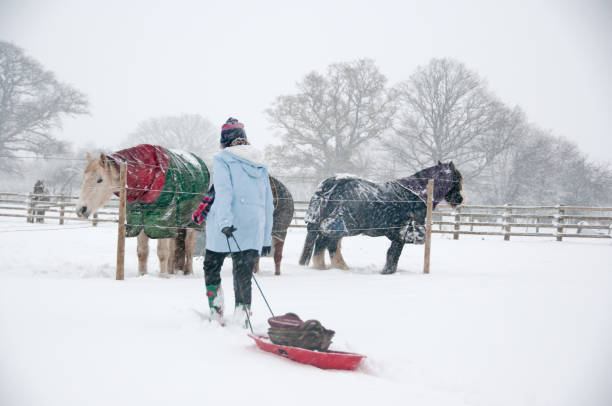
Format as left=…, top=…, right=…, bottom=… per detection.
left=299, top=162, right=464, bottom=274
left=76, top=148, right=207, bottom=277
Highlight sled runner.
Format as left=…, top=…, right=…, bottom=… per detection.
left=248, top=334, right=365, bottom=370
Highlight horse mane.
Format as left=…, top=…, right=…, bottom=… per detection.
left=394, top=163, right=456, bottom=207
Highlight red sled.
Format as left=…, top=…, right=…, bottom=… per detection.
left=248, top=334, right=366, bottom=371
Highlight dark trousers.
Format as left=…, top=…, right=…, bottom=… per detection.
left=203, top=249, right=259, bottom=306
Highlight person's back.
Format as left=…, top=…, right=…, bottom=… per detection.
left=200, top=118, right=273, bottom=328
left=206, top=143, right=273, bottom=254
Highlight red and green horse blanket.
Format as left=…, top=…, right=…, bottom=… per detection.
left=109, top=144, right=210, bottom=239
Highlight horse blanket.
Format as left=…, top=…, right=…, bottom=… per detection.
left=109, top=144, right=210, bottom=239
left=304, top=165, right=457, bottom=242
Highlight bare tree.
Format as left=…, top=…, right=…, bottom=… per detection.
left=476, top=128, right=558, bottom=204
left=124, top=114, right=218, bottom=164
left=0, top=41, right=88, bottom=172
left=266, top=59, right=397, bottom=179
left=392, top=58, right=524, bottom=179
left=476, top=127, right=612, bottom=205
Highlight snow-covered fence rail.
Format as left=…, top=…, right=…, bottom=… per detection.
left=0, top=192, right=119, bottom=225
left=292, top=201, right=612, bottom=240
left=431, top=204, right=612, bottom=240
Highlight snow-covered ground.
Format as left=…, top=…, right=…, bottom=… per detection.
left=0, top=218, right=611, bottom=406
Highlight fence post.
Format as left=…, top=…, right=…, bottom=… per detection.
left=116, top=163, right=127, bottom=280
left=26, top=192, right=34, bottom=223
left=423, top=179, right=434, bottom=274
left=556, top=205, right=565, bottom=242
left=504, top=204, right=513, bottom=241
left=453, top=206, right=461, bottom=240
left=59, top=195, right=65, bottom=225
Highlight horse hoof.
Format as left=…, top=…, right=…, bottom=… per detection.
left=183, top=270, right=193, bottom=276
left=274, top=271, right=280, bottom=276
left=159, top=272, right=171, bottom=279
left=381, top=268, right=396, bottom=275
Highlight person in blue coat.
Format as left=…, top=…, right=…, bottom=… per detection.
left=203, top=117, right=273, bottom=326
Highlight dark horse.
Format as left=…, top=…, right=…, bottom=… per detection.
left=299, top=162, right=464, bottom=274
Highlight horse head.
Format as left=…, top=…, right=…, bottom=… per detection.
left=76, top=152, right=120, bottom=218
left=443, top=161, right=464, bottom=207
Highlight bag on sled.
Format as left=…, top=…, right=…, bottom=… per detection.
left=267, top=313, right=335, bottom=352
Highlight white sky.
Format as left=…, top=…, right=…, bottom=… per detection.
left=1, top=0, right=611, bottom=162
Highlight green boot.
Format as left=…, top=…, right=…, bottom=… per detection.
left=205, top=285, right=224, bottom=323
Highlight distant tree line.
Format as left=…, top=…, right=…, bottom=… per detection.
left=1, top=40, right=610, bottom=205
left=266, top=58, right=612, bottom=205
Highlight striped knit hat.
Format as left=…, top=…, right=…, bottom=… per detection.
left=220, top=117, right=246, bottom=148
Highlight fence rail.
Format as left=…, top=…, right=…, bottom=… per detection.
left=290, top=201, right=612, bottom=240
left=0, top=192, right=119, bottom=226
left=1, top=193, right=610, bottom=240
left=429, top=203, right=612, bottom=241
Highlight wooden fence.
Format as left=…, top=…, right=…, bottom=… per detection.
left=291, top=201, right=612, bottom=241
left=0, top=192, right=119, bottom=226
left=430, top=203, right=612, bottom=241
left=1, top=192, right=610, bottom=241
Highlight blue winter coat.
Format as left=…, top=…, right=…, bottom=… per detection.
left=205, top=145, right=273, bottom=254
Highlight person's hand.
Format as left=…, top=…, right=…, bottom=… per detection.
left=261, top=246, right=272, bottom=256
left=221, top=226, right=237, bottom=238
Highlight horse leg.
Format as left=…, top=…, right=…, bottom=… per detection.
left=157, top=238, right=170, bottom=277
left=335, top=239, right=350, bottom=269
left=175, top=228, right=186, bottom=272
left=273, top=238, right=284, bottom=275
left=137, top=230, right=149, bottom=276
left=381, top=238, right=404, bottom=275
left=312, top=234, right=327, bottom=270
left=183, top=228, right=196, bottom=275
left=329, top=238, right=349, bottom=270
left=167, top=238, right=176, bottom=274
left=253, top=257, right=260, bottom=274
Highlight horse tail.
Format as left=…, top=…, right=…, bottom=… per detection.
left=299, top=228, right=318, bottom=266
left=301, top=176, right=341, bottom=266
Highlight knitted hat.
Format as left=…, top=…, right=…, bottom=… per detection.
left=220, top=117, right=246, bottom=148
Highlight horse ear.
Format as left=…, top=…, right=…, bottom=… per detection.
left=437, top=160, right=442, bottom=166
left=449, top=161, right=456, bottom=170
left=99, top=153, right=107, bottom=167
left=86, top=152, right=92, bottom=161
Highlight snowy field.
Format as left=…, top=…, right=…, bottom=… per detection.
left=0, top=218, right=611, bottom=406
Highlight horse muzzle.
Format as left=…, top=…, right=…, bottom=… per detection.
left=76, top=205, right=90, bottom=218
